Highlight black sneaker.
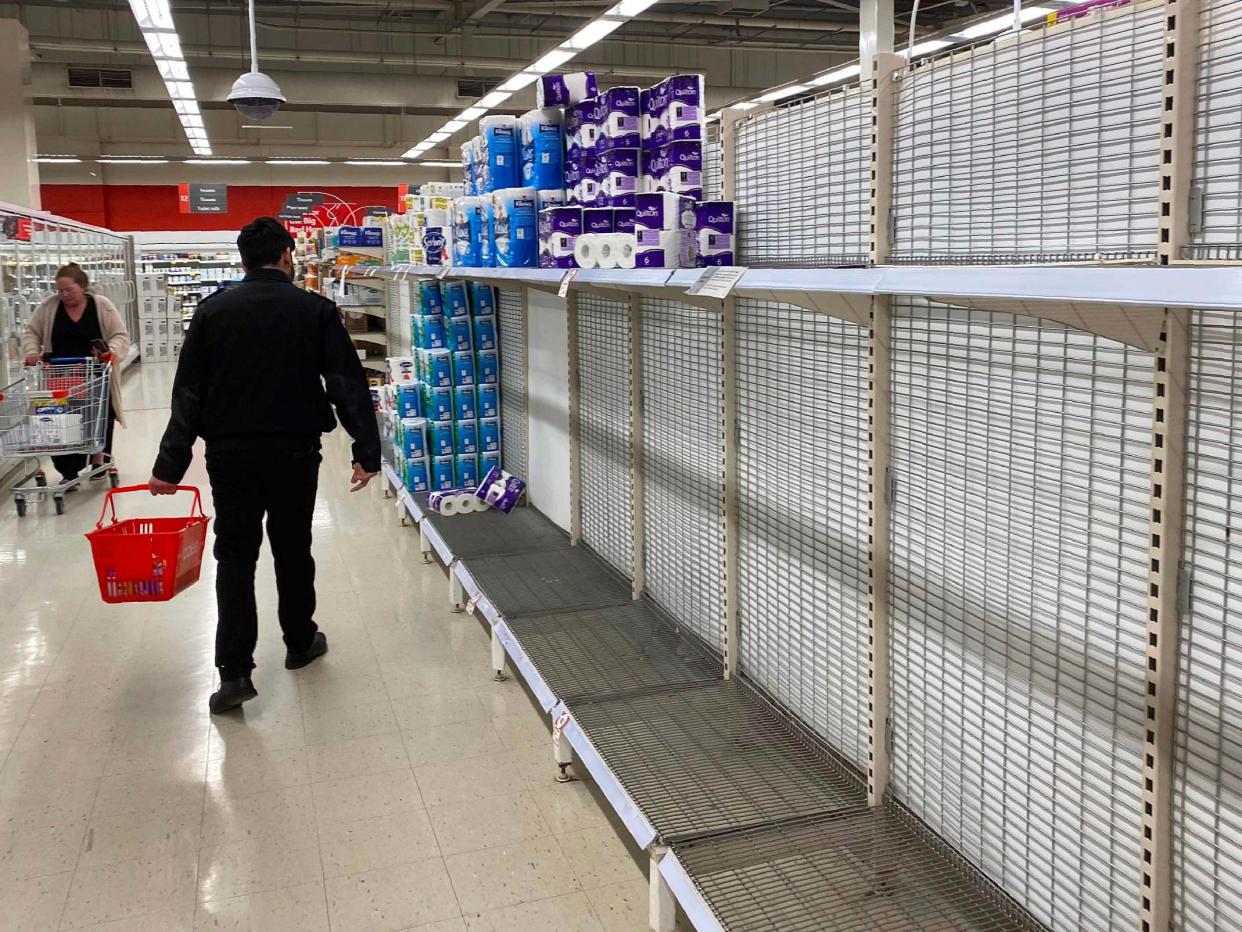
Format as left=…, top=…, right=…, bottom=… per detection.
left=209, top=676, right=257, bottom=714
left=285, top=632, right=328, bottom=670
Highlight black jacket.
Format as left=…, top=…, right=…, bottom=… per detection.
left=153, top=268, right=381, bottom=483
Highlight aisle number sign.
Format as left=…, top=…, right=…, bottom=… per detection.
left=178, top=184, right=228, bottom=214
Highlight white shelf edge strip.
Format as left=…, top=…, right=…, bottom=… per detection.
left=494, top=619, right=558, bottom=713
left=452, top=561, right=500, bottom=626
left=551, top=701, right=658, bottom=849
left=659, top=850, right=726, bottom=932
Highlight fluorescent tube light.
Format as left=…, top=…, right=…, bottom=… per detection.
left=456, top=106, right=487, bottom=122
left=427, top=132, right=451, bottom=144
left=344, top=160, right=407, bottom=166
left=563, top=17, right=624, bottom=51
left=129, top=0, right=173, bottom=31
left=143, top=30, right=182, bottom=60
left=421, top=160, right=462, bottom=168
left=908, top=39, right=952, bottom=57
left=98, top=158, right=170, bottom=164
left=164, top=80, right=196, bottom=100
left=497, top=72, right=540, bottom=93
left=35, top=157, right=82, bottom=164
left=477, top=91, right=512, bottom=109
left=955, top=7, right=1052, bottom=39
left=529, top=48, right=575, bottom=75
left=607, top=0, right=660, bottom=15
left=156, top=59, right=189, bottom=81
left=756, top=83, right=810, bottom=103
left=185, top=159, right=250, bottom=164
left=809, top=64, right=862, bottom=87
left=265, top=159, right=330, bottom=165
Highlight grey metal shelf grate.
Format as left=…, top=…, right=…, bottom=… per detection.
left=672, top=804, right=1046, bottom=932
left=422, top=505, right=570, bottom=560
left=506, top=600, right=721, bottom=706
left=569, top=681, right=866, bottom=844
left=497, top=287, right=528, bottom=478
left=463, top=547, right=633, bottom=619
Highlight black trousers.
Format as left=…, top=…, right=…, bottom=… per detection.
left=206, top=447, right=321, bottom=679
left=52, top=403, right=116, bottom=481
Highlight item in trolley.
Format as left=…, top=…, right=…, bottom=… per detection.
left=29, top=392, right=70, bottom=415
left=476, top=465, right=526, bottom=514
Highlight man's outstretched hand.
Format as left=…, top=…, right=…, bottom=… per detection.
left=351, top=463, right=378, bottom=493
left=148, top=475, right=178, bottom=496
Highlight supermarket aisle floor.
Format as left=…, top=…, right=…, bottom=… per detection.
left=0, top=361, right=651, bottom=931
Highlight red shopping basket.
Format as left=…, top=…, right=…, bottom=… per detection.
left=85, top=485, right=211, bottom=604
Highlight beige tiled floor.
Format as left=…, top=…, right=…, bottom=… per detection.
left=0, top=361, right=651, bottom=931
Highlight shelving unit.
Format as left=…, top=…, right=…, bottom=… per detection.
left=139, top=249, right=242, bottom=324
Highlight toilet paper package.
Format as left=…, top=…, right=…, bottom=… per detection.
left=537, top=71, right=597, bottom=108
left=452, top=197, right=484, bottom=267
left=476, top=350, right=499, bottom=385
left=405, top=458, right=429, bottom=494
left=400, top=417, right=427, bottom=458
left=695, top=201, right=736, bottom=266
left=480, top=450, right=502, bottom=475
left=424, top=349, right=453, bottom=388
left=600, top=86, right=641, bottom=151
left=576, top=154, right=602, bottom=208
left=644, top=142, right=703, bottom=200
left=455, top=454, right=480, bottom=490
left=479, top=199, right=496, bottom=267
left=396, top=382, right=421, bottom=419
left=492, top=187, right=538, bottom=268
left=583, top=208, right=614, bottom=235
left=454, top=419, right=479, bottom=455
left=420, top=226, right=451, bottom=267
left=415, top=280, right=443, bottom=315
left=565, top=101, right=599, bottom=163
left=413, top=314, right=447, bottom=351
left=479, top=418, right=501, bottom=453
left=666, top=75, right=707, bottom=142
left=538, top=189, right=567, bottom=211
left=477, top=465, right=525, bottom=513
left=461, top=142, right=477, bottom=197
left=614, top=208, right=636, bottom=234
left=442, top=282, right=470, bottom=319
left=472, top=315, right=497, bottom=351
left=519, top=109, right=565, bottom=191
left=641, top=82, right=670, bottom=149
left=564, top=161, right=583, bottom=205
left=424, top=385, right=454, bottom=422
left=635, top=192, right=696, bottom=234
left=573, top=233, right=600, bottom=269
left=469, top=283, right=496, bottom=316
left=635, top=228, right=693, bottom=268
left=477, top=383, right=500, bottom=419
left=454, top=385, right=477, bottom=421
left=452, top=351, right=476, bottom=387
left=447, top=314, right=473, bottom=352
left=428, top=420, right=456, bottom=457
left=539, top=206, right=583, bottom=269
left=601, top=149, right=640, bottom=208
left=388, top=356, right=416, bottom=382
left=431, top=456, right=457, bottom=492
left=480, top=116, right=518, bottom=191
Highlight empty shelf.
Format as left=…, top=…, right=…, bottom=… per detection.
left=421, top=503, right=571, bottom=560
left=456, top=547, right=633, bottom=620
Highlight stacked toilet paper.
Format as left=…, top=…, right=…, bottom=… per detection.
left=480, top=116, right=519, bottom=191
left=491, top=187, right=538, bottom=268
left=536, top=72, right=598, bottom=109
left=634, top=192, right=696, bottom=268
left=428, top=489, right=490, bottom=516
left=539, top=206, right=582, bottom=269
left=575, top=232, right=637, bottom=270
left=694, top=201, right=736, bottom=267
left=519, top=109, right=565, bottom=192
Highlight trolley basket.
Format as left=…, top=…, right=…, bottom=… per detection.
left=86, top=485, right=210, bottom=604
left=0, top=357, right=112, bottom=457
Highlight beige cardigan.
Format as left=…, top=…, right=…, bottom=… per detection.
left=21, top=293, right=131, bottom=426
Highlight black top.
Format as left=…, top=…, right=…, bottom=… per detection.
left=152, top=267, right=381, bottom=483
left=50, top=296, right=102, bottom=359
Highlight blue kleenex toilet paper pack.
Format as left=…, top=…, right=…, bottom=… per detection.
left=472, top=316, right=497, bottom=351
left=480, top=199, right=496, bottom=267
left=695, top=201, right=736, bottom=267
left=476, top=350, right=499, bottom=385
left=480, top=115, right=518, bottom=191
left=447, top=315, right=473, bottom=352
left=480, top=450, right=501, bottom=475
left=601, top=86, right=641, bottom=151
left=414, top=314, right=447, bottom=351
left=396, top=383, right=421, bottom=418
left=583, top=208, right=614, bottom=235
left=432, top=456, right=456, bottom=491
left=429, top=420, right=455, bottom=457
left=452, top=197, right=483, bottom=267
left=401, top=417, right=427, bottom=458
left=538, top=189, right=566, bottom=211
left=520, top=109, right=565, bottom=191
left=442, top=281, right=469, bottom=318
left=424, top=349, right=453, bottom=388
left=454, top=419, right=478, bottom=455
left=479, top=418, right=501, bottom=453
left=414, top=280, right=443, bottom=315
left=492, top=188, right=538, bottom=268
left=424, top=385, right=454, bottom=422
left=537, top=71, right=597, bottom=108
left=406, top=458, right=429, bottom=494
left=454, top=385, right=476, bottom=421
left=455, top=454, right=480, bottom=489
left=602, top=149, right=640, bottom=208
left=469, top=282, right=496, bottom=316
left=539, top=207, right=583, bottom=269
left=452, top=351, right=476, bottom=387
left=477, top=384, right=499, bottom=419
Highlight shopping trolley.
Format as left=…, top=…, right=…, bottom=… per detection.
left=0, top=356, right=117, bottom=516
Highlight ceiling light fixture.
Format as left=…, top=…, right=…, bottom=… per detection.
left=185, top=158, right=251, bottom=164
left=265, top=159, right=330, bottom=165
left=128, top=0, right=211, bottom=155
left=401, top=0, right=663, bottom=160
left=344, top=160, right=408, bottom=166
left=97, top=157, right=171, bottom=164
left=954, top=7, right=1053, bottom=40
left=35, top=157, right=82, bottom=164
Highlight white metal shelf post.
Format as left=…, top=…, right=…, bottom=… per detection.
left=1144, top=2, right=1200, bottom=929
left=867, top=50, right=903, bottom=809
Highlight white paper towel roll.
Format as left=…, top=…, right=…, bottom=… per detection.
left=574, top=233, right=599, bottom=269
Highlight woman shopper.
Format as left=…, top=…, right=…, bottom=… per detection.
left=21, top=263, right=130, bottom=483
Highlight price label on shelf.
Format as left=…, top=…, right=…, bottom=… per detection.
left=558, top=268, right=578, bottom=299
left=686, top=265, right=746, bottom=300
left=436, top=265, right=453, bottom=280
left=553, top=710, right=572, bottom=738
left=466, top=592, right=483, bottom=615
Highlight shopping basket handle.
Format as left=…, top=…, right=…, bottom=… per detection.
left=95, top=485, right=206, bottom=530
left=42, top=355, right=94, bottom=364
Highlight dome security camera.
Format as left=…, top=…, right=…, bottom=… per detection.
left=227, top=71, right=286, bottom=120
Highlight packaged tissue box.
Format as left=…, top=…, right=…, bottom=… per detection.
left=666, top=75, right=706, bottom=142
left=601, top=149, right=640, bottom=208
left=564, top=160, right=583, bottom=205
left=454, top=385, right=477, bottom=421
left=614, top=208, right=636, bottom=234
left=537, top=71, right=597, bottom=108
left=577, top=154, right=602, bottom=208
left=431, top=456, right=456, bottom=492
left=565, top=101, right=599, bottom=163
left=539, top=206, right=583, bottom=269
left=387, top=356, right=417, bottom=382
left=695, top=201, right=736, bottom=267
left=396, top=382, right=421, bottom=418
left=635, top=193, right=696, bottom=234
left=424, top=385, right=454, bottom=422
left=477, top=465, right=526, bottom=513
left=401, top=417, right=427, bottom=458
left=480, top=450, right=502, bottom=474
left=414, top=314, right=447, bottom=351
left=424, top=349, right=453, bottom=388
left=476, top=350, right=499, bottom=385
left=477, top=384, right=500, bottom=420
left=642, top=81, right=671, bottom=149
left=414, top=280, right=443, bottom=315
left=600, top=86, right=641, bottom=151
left=644, top=141, right=703, bottom=201
left=405, top=458, right=429, bottom=494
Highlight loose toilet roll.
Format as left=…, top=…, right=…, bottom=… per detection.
left=614, top=234, right=637, bottom=269
left=574, top=233, right=599, bottom=269
left=595, top=233, right=632, bottom=270
left=439, top=495, right=460, bottom=516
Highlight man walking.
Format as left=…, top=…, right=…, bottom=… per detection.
left=149, top=217, right=381, bottom=714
